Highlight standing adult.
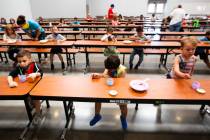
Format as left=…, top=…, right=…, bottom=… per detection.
left=17, top=15, right=47, bottom=60
left=108, top=4, right=116, bottom=20
left=169, top=5, right=185, bottom=32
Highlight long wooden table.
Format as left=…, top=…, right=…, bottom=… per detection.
left=0, top=76, right=41, bottom=139
left=81, top=31, right=207, bottom=40
left=29, top=75, right=210, bottom=139
left=0, top=31, right=81, bottom=40
left=0, top=40, right=74, bottom=67
left=74, top=40, right=210, bottom=69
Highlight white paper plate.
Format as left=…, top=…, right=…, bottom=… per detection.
left=123, top=40, right=133, bottom=44
left=39, top=39, right=48, bottom=43
left=7, top=40, right=16, bottom=44
left=129, top=80, right=149, bottom=91
left=108, top=90, right=118, bottom=96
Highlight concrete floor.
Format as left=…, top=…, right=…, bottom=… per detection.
left=0, top=53, right=210, bottom=140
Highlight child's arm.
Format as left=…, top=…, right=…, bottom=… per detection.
left=34, top=29, right=41, bottom=41
left=7, top=76, right=18, bottom=88
left=101, top=34, right=108, bottom=41
left=173, top=56, right=191, bottom=79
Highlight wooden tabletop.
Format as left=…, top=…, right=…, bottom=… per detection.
left=74, top=40, right=210, bottom=48
left=0, top=76, right=41, bottom=98
left=0, top=31, right=81, bottom=35
left=0, top=40, right=74, bottom=47
left=81, top=31, right=206, bottom=36
left=74, top=40, right=181, bottom=48
left=30, top=76, right=210, bottom=104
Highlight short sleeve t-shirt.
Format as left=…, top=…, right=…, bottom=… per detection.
left=9, top=62, right=43, bottom=77
left=23, top=20, right=44, bottom=35
left=46, top=33, right=65, bottom=40
left=108, top=8, right=114, bottom=20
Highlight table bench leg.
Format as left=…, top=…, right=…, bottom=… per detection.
left=61, top=101, right=74, bottom=140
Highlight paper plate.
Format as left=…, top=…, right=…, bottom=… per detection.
left=108, top=90, right=118, bottom=96
left=129, top=80, right=149, bottom=91
left=196, top=88, right=206, bottom=94
left=7, top=40, right=16, bottom=44
left=39, top=39, right=48, bottom=43
left=123, top=40, right=133, bottom=44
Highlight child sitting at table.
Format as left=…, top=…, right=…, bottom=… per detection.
left=90, top=55, right=128, bottom=129
left=101, top=27, right=119, bottom=56
left=3, top=25, right=21, bottom=65
left=194, top=30, right=210, bottom=68
left=46, top=26, right=66, bottom=71
left=124, top=19, right=134, bottom=31
left=72, top=17, right=80, bottom=31
left=129, top=26, right=151, bottom=70
left=167, top=36, right=198, bottom=79
left=7, top=50, right=43, bottom=125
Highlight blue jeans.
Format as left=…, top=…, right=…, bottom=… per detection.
left=169, top=22, right=182, bottom=32
left=129, top=48, right=144, bottom=67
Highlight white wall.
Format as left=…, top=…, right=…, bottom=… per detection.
left=30, top=0, right=86, bottom=19
left=164, top=0, right=210, bottom=16
left=89, top=0, right=149, bottom=17
left=0, top=0, right=32, bottom=21
left=89, top=0, right=210, bottom=17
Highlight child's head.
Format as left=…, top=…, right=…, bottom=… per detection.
left=16, top=50, right=32, bottom=68
left=9, top=18, right=15, bottom=24
left=136, top=26, right=144, bottom=36
left=60, top=18, right=64, bottom=23
left=51, top=26, right=58, bottom=34
left=110, top=4, right=115, bottom=8
left=205, top=30, right=210, bottom=40
left=105, top=55, right=120, bottom=77
left=17, top=15, right=27, bottom=27
left=106, top=27, right=113, bottom=34
left=140, top=15, right=144, bottom=20
left=1, top=18, right=7, bottom=24
left=152, top=14, right=155, bottom=17
left=74, top=17, right=78, bottom=21
left=5, top=25, right=16, bottom=36
left=180, top=37, right=198, bottom=58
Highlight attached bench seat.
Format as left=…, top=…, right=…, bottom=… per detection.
left=0, top=47, right=79, bottom=66
left=79, top=47, right=170, bottom=67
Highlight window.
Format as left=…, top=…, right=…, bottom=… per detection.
left=147, top=0, right=166, bottom=14
left=156, top=3, right=164, bottom=13
left=148, top=3, right=156, bottom=13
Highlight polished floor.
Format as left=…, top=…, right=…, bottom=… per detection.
left=0, top=53, right=210, bottom=140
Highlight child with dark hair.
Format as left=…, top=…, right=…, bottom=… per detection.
left=7, top=50, right=43, bottom=125
left=129, top=26, right=151, bottom=69
left=90, top=55, right=128, bottom=129
left=101, top=27, right=119, bottom=56
left=17, top=15, right=47, bottom=61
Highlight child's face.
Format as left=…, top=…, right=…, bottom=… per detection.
left=182, top=44, right=196, bottom=58
left=206, top=35, right=210, bottom=40
left=6, top=28, right=14, bottom=35
left=17, top=56, right=32, bottom=68
left=51, top=27, right=58, bottom=34
left=137, top=31, right=143, bottom=37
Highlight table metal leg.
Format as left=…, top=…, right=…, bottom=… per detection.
left=61, top=101, right=74, bottom=140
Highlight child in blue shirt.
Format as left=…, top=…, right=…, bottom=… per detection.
left=72, top=17, right=80, bottom=31
left=17, top=15, right=47, bottom=61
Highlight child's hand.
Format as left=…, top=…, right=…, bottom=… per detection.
left=183, top=74, right=191, bottom=79
left=9, top=81, right=18, bottom=88
left=91, top=73, right=102, bottom=79
left=27, top=73, right=37, bottom=83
